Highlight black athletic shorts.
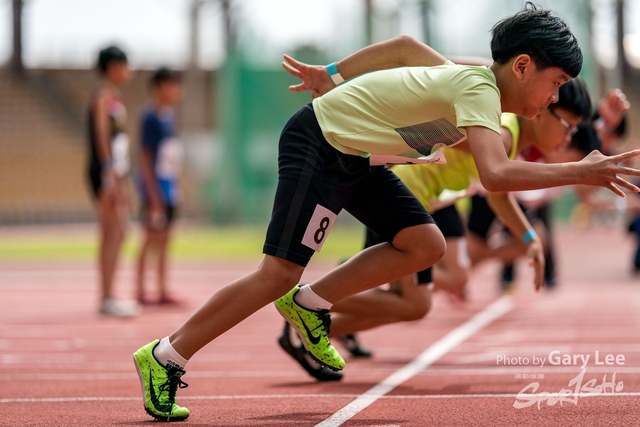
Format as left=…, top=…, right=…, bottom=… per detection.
left=140, top=203, right=176, bottom=231
left=362, top=204, right=463, bottom=285
left=88, top=165, right=102, bottom=200
left=468, top=194, right=543, bottom=240
left=263, top=104, right=434, bottom=267
left=467, top=194, right=496, bottom=240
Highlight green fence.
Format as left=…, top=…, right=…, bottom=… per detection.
left=208, top=50, right=326, bottom=224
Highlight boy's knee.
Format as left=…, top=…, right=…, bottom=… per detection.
left=407, top=225, right=447, bottom=269
left=395, top=224, right=445, bottom=258
left=401, top=296, right=431, bottom=321
left=258, top=255, right=305, bottom=296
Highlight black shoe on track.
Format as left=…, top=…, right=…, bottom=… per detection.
left=336, top=334, right=373, bottom=358
left=278, top=322, right=343, bottom=382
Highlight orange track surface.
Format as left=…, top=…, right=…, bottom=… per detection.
left=1, top=227, right=639, bottom=426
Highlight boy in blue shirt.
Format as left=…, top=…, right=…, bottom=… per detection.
left=136, top=68, right=184, bottom=306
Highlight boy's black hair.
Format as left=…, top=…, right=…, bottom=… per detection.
left=150, top=67, right=182, bottom=88
left=491, top=2, right=582, bottom=77
left=97, top=46, right=127, bottom=74
left=568, top=123, right=601, bottom=156
left=549, top=77, right=592, bottom=121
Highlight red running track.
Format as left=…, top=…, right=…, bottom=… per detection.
left=1, top=226, right=639, bottom=426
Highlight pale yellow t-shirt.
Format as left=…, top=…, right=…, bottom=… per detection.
left=392, top=113, right=520, bottom=213
left=312, top=61, right=502, bottom=161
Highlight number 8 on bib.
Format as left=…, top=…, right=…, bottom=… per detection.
left=302, top=205, right=337, bottom=252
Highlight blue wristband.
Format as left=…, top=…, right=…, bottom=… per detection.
left=326, top=62, right=345, bottom=85
left=326, top=62, right=338, bottom=76
left=522, top=228, right=537, bottom=244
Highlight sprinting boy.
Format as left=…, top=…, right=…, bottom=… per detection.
left=276, top=73, right=592, bottom=380
left=132, top=4, right=640, bottom=421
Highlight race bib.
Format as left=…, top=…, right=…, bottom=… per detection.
left=302, top=205, right=337, bottom=252
left=156, top=137, right=184, bottom=179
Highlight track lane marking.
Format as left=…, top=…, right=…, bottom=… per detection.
left=315, top=295, right=514, bottom=427
left=3, top=366, right=640, bottom=381
left=4, top=391, right=640, bottom=404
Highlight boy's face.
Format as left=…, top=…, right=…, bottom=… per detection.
left=533, top=107, right=582, bottom=156
left=508, top=56, right=571, bottom=119
left=106, top=61, right=132, bottom=87
left=155, top=81, right=182, bottom=106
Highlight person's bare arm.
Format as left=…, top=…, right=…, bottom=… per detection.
left=139, top=146, right=166, bottom=229
left=486, top=191, right=545, bottom=290
left=283, top=36, right=447, bottom=98
left=92, top=89, right=122, bottom=195
left=466, top=126, right=640, bottom=197
left=92, top=89, right=112, bottom=164
left=139, top=147, right=163, bottom=208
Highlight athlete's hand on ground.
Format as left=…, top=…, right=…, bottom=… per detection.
left=526, top=238, right=545, bottom=291
left=578, top=149, right=640, bottom=197
left=282, top=55, right=335, bottom=99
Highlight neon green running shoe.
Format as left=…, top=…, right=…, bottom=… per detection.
left=133, top=339, right=190, bottom=422
left=274, top=285, right=345, bottom=371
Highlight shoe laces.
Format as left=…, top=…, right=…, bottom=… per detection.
left=158, top=370, right=189, bottom=421
left=315, top=309, right=332, bottom=335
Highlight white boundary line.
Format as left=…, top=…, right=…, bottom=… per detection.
left=3, top=391, right=640, bottom=404
left=3, top=366, right=640, bottom=381
left=315, top=295, right=514, bottom=427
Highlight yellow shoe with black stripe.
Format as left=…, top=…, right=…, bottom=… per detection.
left=133, top=340, right=190, bottom=422
left=274, top=285, right=345, bottom=371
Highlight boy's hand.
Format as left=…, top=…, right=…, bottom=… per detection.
left=526, top=237, right=545, bottom=291
left=578, top=149, right=640, bottom=197
left=149, top=200, right=166, bottom=231
left=282, top=55, right=335, bottom=99
left=598, top=89, right=629, bottom=132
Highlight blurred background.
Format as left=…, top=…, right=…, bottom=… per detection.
left=0, top=0, right=638, bottom=229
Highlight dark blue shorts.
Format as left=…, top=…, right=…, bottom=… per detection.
left=263, top=104, right=433, bottom=267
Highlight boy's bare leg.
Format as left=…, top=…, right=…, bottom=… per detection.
left=156, top=229, right=170, bottom=299
left=169, top=255, right=304, bottom=359
left=98, top=194, right=125, bottom=299
left=308, top=223, right=444, bottom=302
left=331, top=274, right=428, bottom=318
left=330, top=276, right=432, bottom=336
left=135, top=231, right=152, bottom=299
left=329, top=313, right=399, bottom=337
left=433, top=237, right=470, bottom=292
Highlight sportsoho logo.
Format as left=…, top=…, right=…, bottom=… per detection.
left=495, top=351, right=627, bottom=410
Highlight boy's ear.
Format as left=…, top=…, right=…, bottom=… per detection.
left=511, top=54, right=532, bottom=81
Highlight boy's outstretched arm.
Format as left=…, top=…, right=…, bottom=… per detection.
left=466, top=126, right=640, bottom=196
left=283, top=35, right=447, bottom=98
left=486, top=191, right=545, bottom=291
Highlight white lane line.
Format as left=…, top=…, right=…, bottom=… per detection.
left=3, top=366, right=640, bottom=381
left=315, top=295, right=514, bottom=427
left=3, top=391, right=640, bottom=404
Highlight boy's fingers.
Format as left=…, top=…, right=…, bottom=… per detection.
left=606, top=182, right=625, bottom=198
left=283, top=54, right=303, bottom=67
left=616, top=165, right=640, bottom=177
left=288, top=83, right=307, bottom=92
left=615, top=149, right=640, bottom=162
left=282, top=62, right=302, bottom=78
left=613, top=177, right=639, bottom=193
